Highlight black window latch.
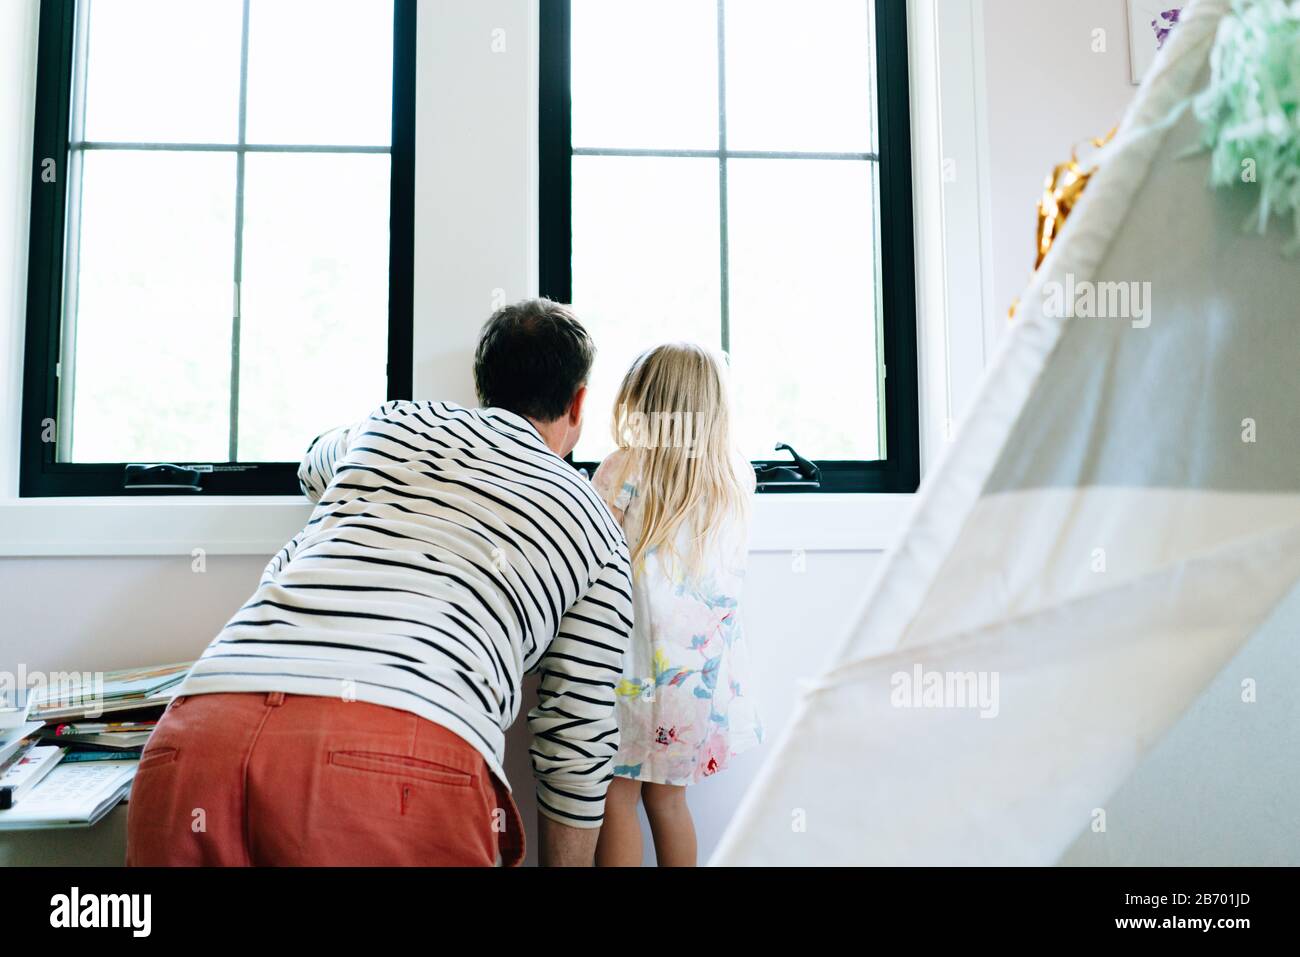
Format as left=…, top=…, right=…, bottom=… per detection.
left=754, top=443, right=821, bottom=492
left=124, top=463, right=204, bottom=491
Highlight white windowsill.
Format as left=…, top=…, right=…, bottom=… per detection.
left=0, top=493, right=913, bottom=558
left=0, top=496, right=314, bottom=557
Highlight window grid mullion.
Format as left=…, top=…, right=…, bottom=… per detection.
left=572, top=147, right=877, bottom=161
left=72, top=141, right=391, bottom=153
left=56, top=0, right=93, bottom=463
left=228, top=0, right=251, bottom=462
left=716, top=0, right=730, bottom=355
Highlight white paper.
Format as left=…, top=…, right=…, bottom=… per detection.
left=0, top=760, right=136, bottom=829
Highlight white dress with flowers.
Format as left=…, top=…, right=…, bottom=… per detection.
left=592, top=451, right=762, bottom=786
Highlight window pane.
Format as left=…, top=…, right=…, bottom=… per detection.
left=245, top=0, right=394, bottom=146
left=571, top=156, right=721, bottom=463
left=724, top=0, right=876, bottom=154
left=66, top=151, right=235, bottom=462
left=571, top=0, right=718, bottom=150
left=726, top=158, right=881, bottom=461
left=82, top=0, right=243, bottom=144
left=236, top=153, right=391, bottom=461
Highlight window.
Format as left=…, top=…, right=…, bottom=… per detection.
left=540, top=0, right=919, bottom=493
left=20, top=0, right=415, bottom=496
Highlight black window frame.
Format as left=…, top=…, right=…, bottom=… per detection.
left=540, top=0, right=919, bottom=494
left=19, top=0, right=416, bottom=497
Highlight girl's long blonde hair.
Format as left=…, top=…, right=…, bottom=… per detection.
left=609, top=342, right=750, bottom=578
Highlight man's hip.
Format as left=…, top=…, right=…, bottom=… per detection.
left=126, top=691, right=524, bottom=866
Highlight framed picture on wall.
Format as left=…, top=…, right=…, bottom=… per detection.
left=1128, top=0, right=1185, bottom=85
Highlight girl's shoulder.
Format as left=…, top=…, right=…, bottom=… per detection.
left=592, top=448, right=753, bottom=514
left=592, top=449, right=640, bottom=513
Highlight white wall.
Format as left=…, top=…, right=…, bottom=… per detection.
left=980, top=0, right=1138, bottom=336
left=411, top=0, right=539, bottom=407
left=0, top=0, right=38, bottom=498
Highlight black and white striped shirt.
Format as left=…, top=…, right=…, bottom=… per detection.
left=179, top=401, right=634, bottom=827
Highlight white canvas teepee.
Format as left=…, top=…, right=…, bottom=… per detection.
left=712, top=0, right=1300, bottom=866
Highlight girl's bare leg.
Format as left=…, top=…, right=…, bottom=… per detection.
left=642, top=782, right=697, bottom=867
left=595, top=776, right=644, bottom=867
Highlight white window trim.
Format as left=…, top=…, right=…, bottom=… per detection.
left=0, top=0, right=987, bottom=558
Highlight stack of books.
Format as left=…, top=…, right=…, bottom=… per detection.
left=29, top=663, right=190, bottom=724
left=0, top=714, right=57, bottom=811
left=39, top=720, right=159, bottom=756
left=0, top=662, right=192, bottom=830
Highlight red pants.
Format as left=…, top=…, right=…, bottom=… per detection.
left=126, top=692, right=524, bottom=866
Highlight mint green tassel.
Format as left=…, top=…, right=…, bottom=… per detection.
left=1194, top=0, right=1300, bottom=254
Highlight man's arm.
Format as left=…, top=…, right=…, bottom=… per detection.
left=297, top=401, right=406, bottom=502
left=527, top=546, right=634, bottom=866
left=297, top=424, right=352, bottom=503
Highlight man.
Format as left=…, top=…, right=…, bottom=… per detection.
left=126, top=299, right=632, bottom=866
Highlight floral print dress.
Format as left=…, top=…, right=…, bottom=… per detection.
left=592, top=451, right=762, bottom=786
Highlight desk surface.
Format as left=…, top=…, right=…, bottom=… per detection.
left=0, top=803, right=128, bottom=867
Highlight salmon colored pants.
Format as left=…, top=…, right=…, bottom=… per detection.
left=126, top=692, right=524, bottom=867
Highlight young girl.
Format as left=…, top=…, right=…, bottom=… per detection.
left=592, top=342, right=761, bottom=867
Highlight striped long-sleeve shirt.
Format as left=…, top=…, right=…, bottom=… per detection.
left=178, top=400, right=634, bottom=827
